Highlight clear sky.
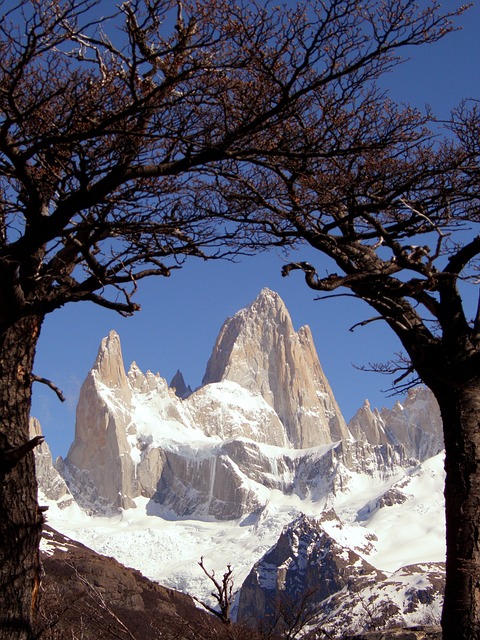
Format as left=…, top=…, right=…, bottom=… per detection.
left=31, top=1, right=480, bottom=459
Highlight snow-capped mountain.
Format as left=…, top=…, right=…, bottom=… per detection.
left=35, top=288, right=446, bottom=636
left=237, top=514, right=444, bottom=637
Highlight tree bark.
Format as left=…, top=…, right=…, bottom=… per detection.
left=0, top=315, right=44, bottom=640
left=439, top=380, right=480, bottom=640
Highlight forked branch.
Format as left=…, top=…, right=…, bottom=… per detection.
left=194, top=557, right=235, bottom=626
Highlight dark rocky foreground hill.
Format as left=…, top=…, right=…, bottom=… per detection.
left=37, top=525, right=441, bottom=640
left=345, top=630, right=441, bottom=640
left=37, top=525, right=225, bottom=640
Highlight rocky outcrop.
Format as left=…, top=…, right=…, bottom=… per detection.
left=237, top=514, right=385, bottom=632
left=348, top=388, right=443, bottom=461
left=345, top=627, right=442, bottom=640
left=202, top=288, right=350, bottom=448
left=65, top=331, right=137, bottom=509
left=236, top=515, right=445, bottom=638
left=150, top=438, right=415, bottom=521
left=30, top=418, right=74, bottom=507
left=170, top=370, right=193, bottom=399
left=153, top=446, right=262, bottom=520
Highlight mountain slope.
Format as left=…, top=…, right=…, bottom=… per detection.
left=38, top=525, right=226, bottom=640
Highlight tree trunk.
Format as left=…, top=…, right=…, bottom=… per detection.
left=0, top=315, right=44, bottom=640
left=439, top=380, right=480, bottom=640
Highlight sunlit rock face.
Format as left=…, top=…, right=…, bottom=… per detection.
left=65, top=330, right=138, bottom=509
left=348, top=387, right=443, bottom=461
left=202, top=288, right=350, bottom=448
left=30, top=418, right=74, bottom=508
left=58, top=289, right=442, bottom=518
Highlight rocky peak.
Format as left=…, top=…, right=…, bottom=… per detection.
left=348, top=387, right=443, bottom=461
left=237, top=514, right=385, bottom=632
left=237, top=513, right=445, bottom=637
left=202, top=288, right=294, bottom=386
left=65, top=331, right=136, bottom=510
left=93, top=330, right=131, bottom=403
left=30, top=418, right=74, bottom=507
left=202, top=288, right=349, bottom=448
left=170, top=370, right=192, bottom=399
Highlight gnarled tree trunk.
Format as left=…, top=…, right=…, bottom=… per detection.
left=0, top=315, right=44, bottom=640
left=439, top=380, right=480, bottom=640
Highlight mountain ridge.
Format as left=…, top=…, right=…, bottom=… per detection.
left=34, top=288, right=446, bottom=636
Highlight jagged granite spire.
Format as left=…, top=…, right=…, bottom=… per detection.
left=92, top=330, right=131, bottom=402
left=169, top=370, right=192, bottom=399
left=65, top=330, right=136, bottom=510
left=348, top=387, right=443, bottom=461
left=202, top=288, right=350, bottom=447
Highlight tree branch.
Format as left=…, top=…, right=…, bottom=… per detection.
left=445, top=234, right=480, bottom=275
left=349, top=316, right=384, bottom=332
left=30, top=374, right=65, bottom=402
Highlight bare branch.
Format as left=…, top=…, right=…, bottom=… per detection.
left=194, top=557, right=235, bottom=626
left=349, top=316, right=384, bottom=332
left=30, top=374, right=65, bottom=402
left=0, top=435, right=45, bottom=480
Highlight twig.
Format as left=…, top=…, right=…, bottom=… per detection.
left=30, top=374, right=65, bottom=402
left=349, top=316, right=384, bottom=332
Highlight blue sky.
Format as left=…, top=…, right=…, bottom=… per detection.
left=31, top=1, right=480, bottom=459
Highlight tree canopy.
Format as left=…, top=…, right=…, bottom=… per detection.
left=0, top=0, right=464, bottom=327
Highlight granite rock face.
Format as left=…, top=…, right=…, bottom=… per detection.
left=237, top=514, right=385, bottom=631
left=348, top=388, right=443, bottom=461
left=202, top=288, right=350, bottom=448
left=58, top=289, right=442, bottom=520
left=30, top=418, right=74, bottom=507
left=65, top=331, right=137, bottom=509
left=236, top=515, right=445, bottom=638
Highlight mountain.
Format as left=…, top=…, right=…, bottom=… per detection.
left=37, top=525, right=442, bottom=640
left=236, top=514, right=444, bottom=637
left=62, top=288, right=440, bottom=516
left=348, top=389, right=443, bottom=462
left=35, top=288, right=447, bottom=637
left=202, top=288, right=350, bottom=447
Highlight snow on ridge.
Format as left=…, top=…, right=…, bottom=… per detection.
left=40, top=449, right=446, bottom=621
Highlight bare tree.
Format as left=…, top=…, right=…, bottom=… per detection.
left=0, top=0, right=463, bottom=638
left=203, top=83, right=480, bottom=640
left=194, top=557, right=235, bottom=627
left=195, top=559, right=330, bottom=640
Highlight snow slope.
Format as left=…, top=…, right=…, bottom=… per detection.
left=40, top=451, right=445, bottom=612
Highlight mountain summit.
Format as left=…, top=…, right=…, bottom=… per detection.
left=203, top=288, right=349, bottom=447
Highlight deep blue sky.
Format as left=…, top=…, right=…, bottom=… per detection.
left=32, top=1, right=480, bottom=459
